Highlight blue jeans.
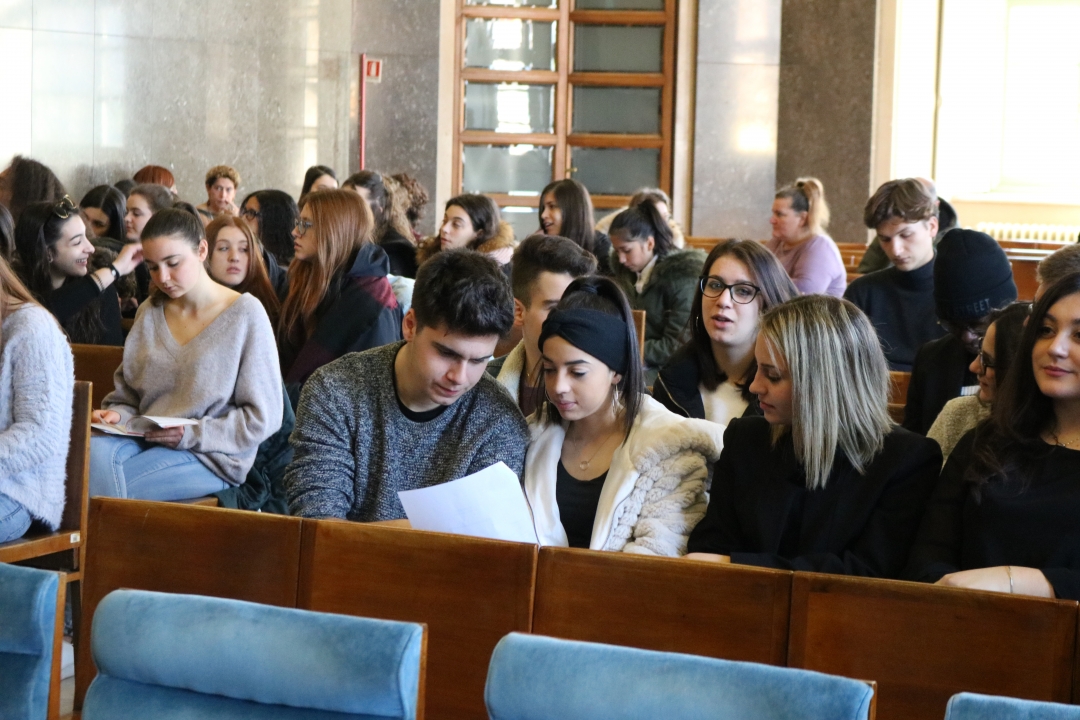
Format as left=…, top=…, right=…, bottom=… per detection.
left=0, top=492, right=32, bottom=543
left=89, top=436, right=229, bottom=501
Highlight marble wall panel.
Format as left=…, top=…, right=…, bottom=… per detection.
left=775, top=0, right=877, bottom=245
left=690, top=0, right=781, bottom=239
left=4, top=0, right=355, bottom=207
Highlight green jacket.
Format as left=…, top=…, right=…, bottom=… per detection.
left=612, top=248, right=706, bottom=382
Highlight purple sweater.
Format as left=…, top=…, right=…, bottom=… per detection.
left=767, top=234, right=847, bottom=297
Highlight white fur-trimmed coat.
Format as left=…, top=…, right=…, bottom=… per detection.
left=524, top=396, right=724, bottom=557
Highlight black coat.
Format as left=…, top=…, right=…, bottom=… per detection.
left=687, top=416, right=942, bottom=578
left=651, top=346, right=761, bottom=420
left=903, top=334, right=975, bottom=435
left=905, top=431, right=1080, bottom=600
left=379, top=228, right=419, bottom=279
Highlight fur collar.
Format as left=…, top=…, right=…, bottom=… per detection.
left=417, top=220, right=516, bottom=265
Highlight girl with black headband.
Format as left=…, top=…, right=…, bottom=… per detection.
left=522, top=276, right=724, bottom=556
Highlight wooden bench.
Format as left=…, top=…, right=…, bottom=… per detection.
left=71, top=344, right=123, bottom=410
left=74, top=499, right=304, bottom=710
left=787, top=573, right=1077, bottom=720
left=836, top=242, right=870, bottom=272
left=298, top=522, right=537, bottom=720
left=533, top=547, right=792, bottom=666
left=0, top=381, right=91, bottom=720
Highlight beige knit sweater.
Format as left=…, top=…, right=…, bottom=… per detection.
left=926, top=394, right=991, bottom=461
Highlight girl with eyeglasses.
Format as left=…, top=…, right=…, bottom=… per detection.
left=926, top=302, right=1029, bottom=460
left=277, top=189, right=402, bottom=407
left=0, top=253, right=74, bottom=543
left=88, top=209, right=283, bottom=501
left=686, top=295, right=942, bottom=577
left=653, top=239, right=799, bottom=425
left=13, top=197, right=143, bottom=345
left=609, top=201, right=707, bottom=385
left=238, top=189, right=298, bottom=298
left=906, top=274, right=1080, bottom=598
left=522, top=276, right=724, bottom=556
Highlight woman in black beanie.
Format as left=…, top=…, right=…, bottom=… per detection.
left=903, top=229, right=1017, bottom=434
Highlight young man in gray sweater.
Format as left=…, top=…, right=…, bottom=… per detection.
left=285, top=249, right=530, bottom=521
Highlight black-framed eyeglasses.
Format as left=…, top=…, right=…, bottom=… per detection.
left=240, top=208, right=261, bottom=220
left=294, top=218, right=314, bottom=237
left=978, top=350, right=995, bottom=372
left=52, top=195, right=77, bottom=220
left=699, top=276, right=760, bottom=304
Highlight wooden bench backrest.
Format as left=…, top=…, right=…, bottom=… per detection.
left=631, top=309, right=646, bottom=362
left=1011, top=258, right=1041, bottom=302
left=298, top=522, right=537, bottom=720
left=62, top=381, right=92, bottom=535
left=75, top=499, right=304, bottom=708
left=787, top=573, right=1078, bottom=720
left=71, top=343, right=124, bottom=410
left=533, top=548, right=792, bottom=666
left=888, top=371, right=911, bottom=406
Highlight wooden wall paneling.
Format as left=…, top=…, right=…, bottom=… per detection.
left=298, top=522, right=538, bottom=720
left=788, top=573, right=1078, bottom=720
left=533, top=548, right=792, bottom=667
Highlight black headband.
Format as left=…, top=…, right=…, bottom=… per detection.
left=539, top=307, right=630, bottom=375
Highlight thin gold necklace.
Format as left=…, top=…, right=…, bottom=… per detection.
left=573, top=428, right=621, bottom=471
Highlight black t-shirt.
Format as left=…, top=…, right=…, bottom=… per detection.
left=391, top=347, right=449, bottom=423
left=556, top=460, right=608, bottom=548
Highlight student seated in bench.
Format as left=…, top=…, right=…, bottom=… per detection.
left=927, top=303, right=1029, bottom=460
left=523, top=277, right=723, bottom=556
left=14, top=196, right=143, bottom=345
left=653, top=239, right=798, bottom=423
left=278, top=189, right=402, bottom=407
left=685, top=295, right=942, bottom=577
left=766, top=178, right=846, bottom=297
left=205, top=215, right=280, bottom=325
left=903, top=229, right=1017, bottom=434
left=844, top=179, right=946, bottom=371
left=0, top=255, right=73, bottom=542
left=489, top=234, right=597, bottom=416
left=89, top=209, right=283, bottom=501
left=610, top=202, right=706, bottom=385
left=539, top=179, right=612, bottom=276
left=285, top=249, right=530, bottom=522
left=907, top=274, right=1080, bottom=599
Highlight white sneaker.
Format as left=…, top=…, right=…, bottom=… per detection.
left=61, top=639, right=74, bottom=680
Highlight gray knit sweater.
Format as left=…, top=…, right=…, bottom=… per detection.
left=0, top=305, right=73, bottom=529
left=285, top=341, right=530, bottom=521
left=102, top=294, right=283, bottom=485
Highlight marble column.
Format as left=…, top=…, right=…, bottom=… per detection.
left=776, top=0, right=878, bottom=245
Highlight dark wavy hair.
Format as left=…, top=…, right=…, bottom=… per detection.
left=0, top=204, right=14, bottom=262
left=539, top=179, right=597, bottom=256
left=80, top=185, right=127, bottom=243
left=446, top=194, right=502, bottom=247
left=609, top=201, right=675, bottom=259
left=13, top=199, right=106, bottom=341
left=242, top=190, right=299, bottom=266
left=688, top=239, right=799, bottom=394
left=537, top=276, right=643, bottom=438
left=965, top=274, right=1080, bottom=491
left=412, top=249, right=515, bottom=338
left=301, top=165, right=336, bottom=197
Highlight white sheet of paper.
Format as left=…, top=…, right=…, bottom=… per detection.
left=398, top=462, right=538, bottom=544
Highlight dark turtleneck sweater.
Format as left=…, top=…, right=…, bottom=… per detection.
left=844, top=258, right=946, bottom=371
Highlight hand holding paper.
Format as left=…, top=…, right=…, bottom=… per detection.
left=398, top=462, right=538, bottom=544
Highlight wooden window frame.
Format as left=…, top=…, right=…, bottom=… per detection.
left=453, top=0, right=677, bottom=215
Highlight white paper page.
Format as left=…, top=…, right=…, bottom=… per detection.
left=138, top=416, right=199, bottom=429
left=398, top=462, right=538, bottom=544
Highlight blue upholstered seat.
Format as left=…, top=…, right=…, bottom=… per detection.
left=82, top=589, right=424, bottom=720
left=946, top=692, right=1080, bottom=719
left=0, top=563, right=59, bottom=720
left=485, top=633, right=874, bottom=720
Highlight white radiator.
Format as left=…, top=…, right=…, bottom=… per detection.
left=976, top=222, right=1080, bottom=243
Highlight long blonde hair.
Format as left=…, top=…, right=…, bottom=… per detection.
left=776, top=177, right=830, bottom=237
left=758, top=295, right=891, bottom=489
left=278, top=189, right=372, bottom=347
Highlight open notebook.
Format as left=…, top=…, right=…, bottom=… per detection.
left=91, top=416, right=198, bottom=438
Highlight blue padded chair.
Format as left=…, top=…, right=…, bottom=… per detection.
left=0, top=563, right=60, bottom=720
left=485, top=633, right=874, bottom=720
left=946, top=692, right=1080, bottom=719
left=83, top=589, right=425, bottom=720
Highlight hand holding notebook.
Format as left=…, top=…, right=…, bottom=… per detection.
left=91, top=416, right=198, bottom=438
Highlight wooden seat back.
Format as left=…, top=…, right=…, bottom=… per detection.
left=631, top=309, right=646, bottom=362
left=298, top=522, right=537, bottom=720
left=685, top=236, right=724, bottom=252
left=889, top=371, right=911, bottom=405
left=787, top=573, right=1077, bottom=720
left=71, top=344, right=123, bottom=409
left=532, top=548, right=792, bottom=667
left=836, top=242, right=869, bottom=272
left=1010, top=258, right=1041, bottom=302
left=74, top=499, right=304, bottom=709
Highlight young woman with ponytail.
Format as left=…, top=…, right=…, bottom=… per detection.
left=609, top=201, right=706, bottom=384
left=766, top=177, right=846, bottom=297
left=522, top=276, right=724, bottom=556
